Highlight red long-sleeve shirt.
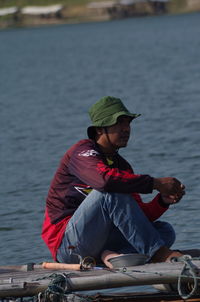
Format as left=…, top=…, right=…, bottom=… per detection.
left=42, top=139, right=168, bottom=260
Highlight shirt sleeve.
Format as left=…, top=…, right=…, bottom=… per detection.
left=132, top=193, right=168, bottom=221
left=68, top=141, right=154, bottom=194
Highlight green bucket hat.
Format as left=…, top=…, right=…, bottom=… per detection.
left=87, top=96, right=140, bottom=139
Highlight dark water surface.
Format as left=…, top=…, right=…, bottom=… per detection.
left=0, top=13, right=200, bottom=269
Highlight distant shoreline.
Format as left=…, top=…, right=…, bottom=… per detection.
left=0, top=1, right=200, bottom=30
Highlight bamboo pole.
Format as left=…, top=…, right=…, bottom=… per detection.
left=0, top=262, right=81, bottom=272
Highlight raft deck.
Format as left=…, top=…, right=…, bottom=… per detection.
left=0, top=259, right=200, bottom=301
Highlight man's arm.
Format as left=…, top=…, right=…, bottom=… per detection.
left=68, top=142, right=154, bottom=194
left=69, top=141, right=185, bottom=196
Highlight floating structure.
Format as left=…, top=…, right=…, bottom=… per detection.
left=21, top=5, right=64, bottom=18
left=0, top=7, right=18, bottom=17
left=0, top=5, right=63, bottom=20
left=0, top=255, right=200, bottom=302
left=87, top=1, right=117, bottom=9
left=87, top=0, right=169, bottom=19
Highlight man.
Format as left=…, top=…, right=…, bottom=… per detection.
left=42, top=96, right=185, bottom=266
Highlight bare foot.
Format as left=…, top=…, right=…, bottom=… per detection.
left=101, top=250, right=122, bottom=268
left=151, top=246, right=183, bottom=263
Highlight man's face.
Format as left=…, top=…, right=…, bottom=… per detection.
left=103, top=116, right=132, bottom=149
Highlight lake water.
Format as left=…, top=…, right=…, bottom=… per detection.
left=0, top=11, right=200, bottom=276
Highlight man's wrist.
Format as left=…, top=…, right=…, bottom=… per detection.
left=153, top=178, right=159, bottom=191
left=158, top=195, right=169, bottom=208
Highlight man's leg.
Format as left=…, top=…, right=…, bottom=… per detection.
left=103, top=220, right=176, bottom=254
left=57, top=190, right=165, bottom=263
left=101, top=221, right=178, bottom=268
left=153, top=221, right=176, bottom=248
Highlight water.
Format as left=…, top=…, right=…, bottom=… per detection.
left=0, top=13, right=200, bottom=271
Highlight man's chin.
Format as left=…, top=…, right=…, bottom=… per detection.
left=118, top=142, right=128, bottom=148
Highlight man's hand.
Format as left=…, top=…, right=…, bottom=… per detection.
left=161, top=191, right=185, bottom=205
left=153, top=177, right=185, bottom=196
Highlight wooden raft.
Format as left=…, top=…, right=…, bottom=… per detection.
left=0, top=260, right=200, bottom=301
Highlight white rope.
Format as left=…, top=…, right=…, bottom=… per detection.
left=175, top=255, right=200, bottom=300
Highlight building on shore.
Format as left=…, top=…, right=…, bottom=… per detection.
left=0, top=5, right=64, bottom=21
left=87, top=0, right=169, bottom=19
left=0, top=4, right=64, bottom=28
left=21, top=5, right=64, bottom=18
left=0, top=7, right=18, bottom=17
left=0, top=6, right=20, bottom=21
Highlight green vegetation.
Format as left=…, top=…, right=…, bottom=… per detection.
left=0, top=0, right=93, bottom=8
left=0, top=0, right=194, bottom=14
left=0, top=0, right=188, bottom=10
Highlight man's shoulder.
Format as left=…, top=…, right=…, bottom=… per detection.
left=72, top=139, right=96, bottom=149
left=67, top=139, right=98, bottom=155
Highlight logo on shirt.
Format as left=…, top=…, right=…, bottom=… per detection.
left=78, top=149, right=99, bottom=157
left=106, top=157, right=114, bottom=166
left=74, top=185, right=92, bottom=196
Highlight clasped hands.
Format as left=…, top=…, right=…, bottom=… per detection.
left=154, top=177, right=185, bottom=205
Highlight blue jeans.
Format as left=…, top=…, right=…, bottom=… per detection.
left=57, top=190, right=175, bottom=263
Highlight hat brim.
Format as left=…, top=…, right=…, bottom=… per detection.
left=87, top=112, right=140, bottom=139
